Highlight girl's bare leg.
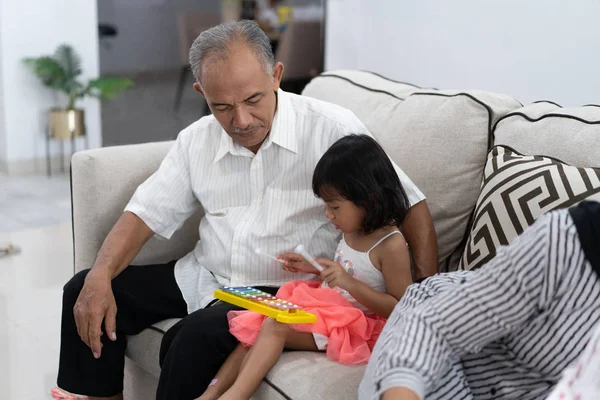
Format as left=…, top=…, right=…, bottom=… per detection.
left=219, top=319, right=318, bottom=400
left=196, top=344, right=249, bottom=400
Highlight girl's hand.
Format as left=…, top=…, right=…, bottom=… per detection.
left=277, top=252, right=321, bottom=274
left=317, top=258, right=355, bottom=290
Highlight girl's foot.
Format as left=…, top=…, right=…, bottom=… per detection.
left=219, top=389, right=250, bottom=400
left=51, top=387, right=88, bottom=399
left=196, top=391, right=220, bottom=400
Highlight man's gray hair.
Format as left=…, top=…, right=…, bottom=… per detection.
left=189, top=20, right=275, bottom=85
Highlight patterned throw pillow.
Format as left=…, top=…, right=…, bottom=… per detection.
left=458, top=145, right=600, bottom=270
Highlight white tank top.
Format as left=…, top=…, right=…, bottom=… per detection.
left=320, top=230, right=401, bottom=314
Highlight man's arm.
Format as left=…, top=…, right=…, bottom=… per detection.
left=401, top=200, right=438, bottom=280
left=382, top=387, right=420, bottom=400
left=73, top=211, right=154, bottom=359
left=90, top=211, right=155, bottom=279
left=333, top=114, right=438, bottom=278
left=73, top=129, right=201, bottom=360
left=366, top=211, right=572, bottom=399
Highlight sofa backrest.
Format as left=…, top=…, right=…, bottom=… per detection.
left=71, top=141, right=203, bottom=272
left=303, top=70, right=522, bottom=270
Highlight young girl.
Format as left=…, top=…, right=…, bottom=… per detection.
left=198, top=134, right=413, bottom=400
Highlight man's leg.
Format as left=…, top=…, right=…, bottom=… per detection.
left=220, top=319, right=318, bottom=400
left=157, top=287, right=279, bottom=400
left=57, top=261, right=188, bottom=398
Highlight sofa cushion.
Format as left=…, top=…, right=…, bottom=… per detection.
left=459, top=145, right=600, bottom=270
left=126, top=319, right=180, bottom=378
left=263, top=351, right=365, bottom=400
left=304, top=71, right=522, bottom=270
left=493, top=101, right=600, bottom=168
left=126, top=320, right=359, bottom=399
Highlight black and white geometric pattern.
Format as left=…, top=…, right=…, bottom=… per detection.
left=459, top=145, right=600, bottom=270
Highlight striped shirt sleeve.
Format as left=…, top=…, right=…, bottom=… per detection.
left=545, top=322, right=600, bottom=400
left=125, top=130, right=200, bottom=239
left=371, top=209, right=576, bottom=398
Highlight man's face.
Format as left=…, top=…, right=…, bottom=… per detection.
left=194, top=43, right=284, bottom=153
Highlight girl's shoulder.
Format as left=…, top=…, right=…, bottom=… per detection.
left=376, top=230, right=407, bottom=254
left=369, top=229, right=409, bottom=266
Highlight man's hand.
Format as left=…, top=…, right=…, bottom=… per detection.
left=277, top=252, right=321, bottom=274
left=73, top=269, right=118, bottom=359
left=382, top=387, right=421, bottom=400
left=318, top=258, right=355, bottom=290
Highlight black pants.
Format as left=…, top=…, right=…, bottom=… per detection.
left=57, top=261, right=278, bottom=399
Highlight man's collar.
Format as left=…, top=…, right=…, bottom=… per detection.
left=269, top=89, right=298, bottom=154
left=212, top=89, right=297, bottom=164
left=212, top=129, right=235, bottom=163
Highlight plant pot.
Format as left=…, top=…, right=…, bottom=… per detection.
left=49, top=108, right=85, bottom=139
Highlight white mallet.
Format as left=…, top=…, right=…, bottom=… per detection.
left=294, top=244, right=324, bottom=272
left=255, top=248, right=285, bottom=264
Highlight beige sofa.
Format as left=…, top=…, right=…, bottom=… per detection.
left=71, top=70, right=600, bottom=399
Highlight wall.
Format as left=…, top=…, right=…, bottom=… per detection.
left=325, top=0, right=600, bottom=107
left=98, top=0, right=323, bottom=75
left=98, top=0, right=222, bottom=74
left=0, top=0, right=101, bottom=174
left=0, top=0, right=6, bottom=165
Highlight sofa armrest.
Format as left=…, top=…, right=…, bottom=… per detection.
left=71, top=141, right=203, bottom=273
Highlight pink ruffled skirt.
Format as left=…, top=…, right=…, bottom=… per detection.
left=228, top=280, right=386, bottom=365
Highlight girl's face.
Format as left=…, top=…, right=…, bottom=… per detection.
left=322, top=189, right=366, bottom=234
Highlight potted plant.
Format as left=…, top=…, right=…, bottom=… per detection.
left=24, top=44, right=133, bottom=139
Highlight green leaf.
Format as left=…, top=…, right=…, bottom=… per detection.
left=23, top=56, right=68, bottom=92
left=53, top=44, right=84, bottom=95
left=54, top=44, right=82, bottom=80
left=23, top=44, right=133, bottom=107
left=85, top=77, right=134, bottom=100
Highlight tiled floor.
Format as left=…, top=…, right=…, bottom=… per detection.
left=0, top=222, right=73, bottom=399
left=0, top=173, right=72, bottom=233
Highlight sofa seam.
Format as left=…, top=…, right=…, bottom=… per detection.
left=531, top=100, right=562, bottom=107
left=358, top=70, right=424, bottom=89
left=263, top=377, right=294, bottom=400
left=492, top=112, right=600, bottom=143
left=317, top=73, right=406, bottom=100
left=148, top=325, right=166, bottom=335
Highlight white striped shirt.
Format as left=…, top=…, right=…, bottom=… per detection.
left=359, top=209, right=600, bottom=400
left=545, top=322, right=600, bottom=400
left=125, top=89, right=425, bottom=313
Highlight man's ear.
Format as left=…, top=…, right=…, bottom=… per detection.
left=193, top=82, right=204, bottom=96
left=272, top=62, right=284, bottom=91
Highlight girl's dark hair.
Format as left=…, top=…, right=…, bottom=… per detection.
left=312, top=134, right=411, bottom=234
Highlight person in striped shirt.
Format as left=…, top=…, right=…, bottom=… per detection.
left=545, top=321, right=600, bottom=400
left=359, top=201, right=600, bottom=400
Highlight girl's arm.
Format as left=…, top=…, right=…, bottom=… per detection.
left=277, top=252, right=322, bottom=274
left=318, top=234, right=412, bottom=319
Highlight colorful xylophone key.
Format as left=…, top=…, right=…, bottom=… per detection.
left=214, top=286, right=316, bottom=324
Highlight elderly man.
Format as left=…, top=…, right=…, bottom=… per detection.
left=359, top=202, right=600, bottom=400
left=56, top=21, right=437, bottom=400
